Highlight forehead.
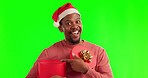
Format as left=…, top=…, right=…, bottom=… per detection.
left=61, top=13, right=80, bottom=22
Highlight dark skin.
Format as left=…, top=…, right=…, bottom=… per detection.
left=58, top=13, right=82, bottom=45
left=51, top=13, right=89, bottom=78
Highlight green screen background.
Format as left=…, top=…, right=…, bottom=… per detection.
left=0, top=0, right=148, bottom=78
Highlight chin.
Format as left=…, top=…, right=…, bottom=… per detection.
left=71, top=38, right=80, bottom=44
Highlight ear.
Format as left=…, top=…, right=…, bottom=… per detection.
left=58, top=25, right=64, bottom=32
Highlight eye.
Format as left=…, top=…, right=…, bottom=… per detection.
left=66, top=22, right=72, bottom=26
left=76, top=20, right=81, bottom=24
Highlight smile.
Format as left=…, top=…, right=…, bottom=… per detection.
left=72, top=30, right=79, bottom=34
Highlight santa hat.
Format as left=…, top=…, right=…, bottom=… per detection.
left=52, top=3, right=80, bottom=27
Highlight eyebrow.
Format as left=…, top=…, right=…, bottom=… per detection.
left=65, top=20, right=71, bottom=22
left=65, top=18, right=81, bottom=22
left=76, top=18, right=80, bottom=20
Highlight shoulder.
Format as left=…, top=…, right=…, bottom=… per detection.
left=83, top=40, right=104, bottom=50
left=83, top=41, right=109, bottom=61
left=43, top=40, right=64, bottom=51
left=83, top=40, right=106, bottom=55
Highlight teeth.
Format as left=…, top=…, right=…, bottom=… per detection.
left=73, top=31, right=78, bottom=34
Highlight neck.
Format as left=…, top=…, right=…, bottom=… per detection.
left=64, top=39, right=83, bottom=45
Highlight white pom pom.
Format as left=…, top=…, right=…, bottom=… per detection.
left=53, top=21, right=60, bottom=27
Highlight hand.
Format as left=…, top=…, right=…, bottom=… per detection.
left=50, top=75, right=64, bottom=78
left=61, top=55, right=89, bottom=74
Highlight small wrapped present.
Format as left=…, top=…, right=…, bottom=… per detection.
left=70, top=45, right=96, bottom=67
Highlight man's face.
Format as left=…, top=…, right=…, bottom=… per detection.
left=59, top=13, right=82, bottom=44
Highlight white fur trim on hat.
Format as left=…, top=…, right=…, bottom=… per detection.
left=54, top=8, right=80, bottom=27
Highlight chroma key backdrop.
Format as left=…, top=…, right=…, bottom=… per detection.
left=0, top=0, right=148, bottom=78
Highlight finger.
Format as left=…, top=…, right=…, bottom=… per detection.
left=73, top=54, right=80, bottom=59
left=61, top=59, right=73, bottom=63
left=50, top=75, right=62, bottom=78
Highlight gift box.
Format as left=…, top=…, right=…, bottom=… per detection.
left=37, top=60, right=66, bottom=78
left=70, top=45, right=96, bottom=67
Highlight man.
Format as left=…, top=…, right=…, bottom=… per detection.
left=26, top=3, right=113, bottom=78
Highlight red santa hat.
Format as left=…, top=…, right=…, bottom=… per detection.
left=52, top=3, right=80, bottom=27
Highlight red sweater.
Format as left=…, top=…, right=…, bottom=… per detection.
left=26, top=40, right=113, bottom=78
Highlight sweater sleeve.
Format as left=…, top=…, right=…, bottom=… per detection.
left=84, top=48, right=113, bottom=78
left=26, top=49, right=49, bottom=78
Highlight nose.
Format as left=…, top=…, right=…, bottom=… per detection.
left=70, top=25, right=79, bottom=31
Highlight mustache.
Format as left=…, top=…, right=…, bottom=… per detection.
left=69, top=30, right=80, bottom=34
left=69, top=27, right=82, bottom=34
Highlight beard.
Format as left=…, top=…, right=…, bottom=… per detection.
left=65, top=27, right=82, bottom=44
left=69, top=37, right=80, bottom=44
